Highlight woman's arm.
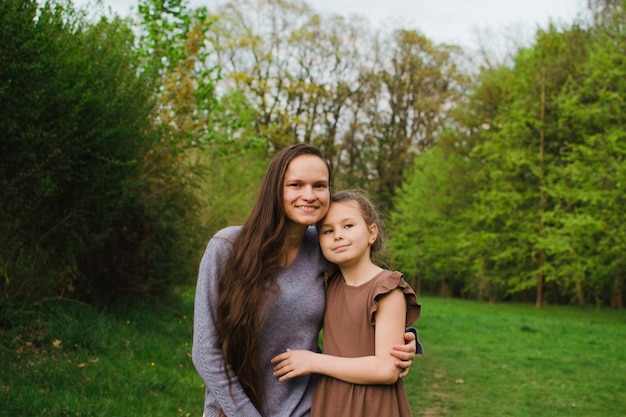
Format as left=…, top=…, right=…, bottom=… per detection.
left=271, top=289, right=407, bottom=385
left=192, top=235, right=262, bottom=417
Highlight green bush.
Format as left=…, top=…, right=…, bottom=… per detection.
left=0, top=0, right=203, bottom=305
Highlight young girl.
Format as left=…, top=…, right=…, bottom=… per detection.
left=271, top=190, right=421, bottom=417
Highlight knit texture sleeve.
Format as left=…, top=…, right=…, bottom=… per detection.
left=192, top=227, right=262, bottom=417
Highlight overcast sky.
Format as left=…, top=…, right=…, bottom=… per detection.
left=82, top=0, right=586, bottom=48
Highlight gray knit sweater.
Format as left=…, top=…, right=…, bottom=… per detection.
left=192, top=226, right=327, bottom=417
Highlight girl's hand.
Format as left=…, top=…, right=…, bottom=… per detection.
left=391, top=331, right=417, bottom=378
left=270, top=349, right=318, bottom=381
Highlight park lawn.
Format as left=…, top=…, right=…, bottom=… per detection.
left=0, top=288, right=203, bottom=417
left=405, top=295, right=626, bottom=417
left=2, top=290, right=625, bottom=416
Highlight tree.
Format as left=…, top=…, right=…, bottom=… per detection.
left=0, top=0, right=158, bottom=302
left=358, top=29, right=467, bottom=211
left=386, top=17, right=625, bottom=306
left=390, top=147, right=474, bottom=298
left=206, top=0, right=468, bottom=211
left=552, top=1, right=626, bottom=307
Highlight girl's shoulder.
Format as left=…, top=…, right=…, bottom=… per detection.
left=371, top=270, right=421, bottom=324
left=372, top=269, right=405, bottom=290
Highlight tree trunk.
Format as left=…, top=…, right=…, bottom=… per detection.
left=573, top=248, right=586, bottom=306
left=536, top=66, right=546, bottom=308
left=440, top=276, right=449, bottom=297
left=611, top=269, right=624, bottom=309
left=575, top=278, right=586, bottom=307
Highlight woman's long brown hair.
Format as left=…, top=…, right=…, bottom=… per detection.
left=216, top=144, right=330, bottom=415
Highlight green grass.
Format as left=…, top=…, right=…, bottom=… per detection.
left=405, top=296, right=626, bottom=417
left=0, top=288, right=203, bottom=417
left=2, top=291, right=625, bottom=416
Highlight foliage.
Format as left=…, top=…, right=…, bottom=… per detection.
left=196, top=89, right=271, bottom=234
left=361, top=29, right=468, bottom=211
left=135, top=0, right=270, bottom=253
left=205, top=0, right=467, bottom=212
left=2, top=0, right=624, bottom=310
left=389, top=2, right=626, bottom=307
left=551, top=2, right=626, bottom=308
left=390, top=147, right=473, bottom=297
left=0, top=0, right=160, bottom=303
left=0, top=0, right=231, bottom=306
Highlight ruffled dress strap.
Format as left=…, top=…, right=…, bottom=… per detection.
left=369, top=270, right=421, bottom=326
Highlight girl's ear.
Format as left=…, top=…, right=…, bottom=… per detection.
left=368, top=223, right=378, bottom=246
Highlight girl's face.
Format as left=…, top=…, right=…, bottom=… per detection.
left=282, top=155, right=330, bottom=227
left=318, top=200, right=378, bottom=268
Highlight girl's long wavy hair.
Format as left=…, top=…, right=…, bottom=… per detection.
left=216, top=144, right=331, bottom=415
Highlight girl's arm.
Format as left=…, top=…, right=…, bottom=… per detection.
left=271, top=289, right=407, bottom=385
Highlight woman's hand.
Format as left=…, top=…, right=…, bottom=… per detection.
left=391, top=331, right=417, bottom=378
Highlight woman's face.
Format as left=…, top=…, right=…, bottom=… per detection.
left=282, top=155, right=330, bottom=227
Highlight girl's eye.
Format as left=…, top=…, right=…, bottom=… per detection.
left=344, top=224, right=353, bottom=229
left=322, top=229, right=333, bottom=234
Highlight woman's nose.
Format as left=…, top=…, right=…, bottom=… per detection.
left=302, top=185, right=316, bottom=200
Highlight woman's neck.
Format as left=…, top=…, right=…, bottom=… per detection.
left=281, top=222, right=308, bottom=267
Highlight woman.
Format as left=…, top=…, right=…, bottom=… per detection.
left=192, top=144, right=416, bottom=417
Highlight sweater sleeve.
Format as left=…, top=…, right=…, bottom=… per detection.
left=192, top=229, right=262, bottom=417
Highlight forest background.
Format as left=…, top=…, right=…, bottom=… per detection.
left=1, top=0, right=625, bottom=317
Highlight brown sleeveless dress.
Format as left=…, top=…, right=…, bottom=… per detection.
left=310, top=269, right=421, bottom=417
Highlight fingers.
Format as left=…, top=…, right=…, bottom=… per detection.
left=394, top=342, right=412, bottom=354
left=392, top=339, right=417, bottom=359
left=396, top=358, right=412, bottom=368
left=272, top=358, right=289, bottom=374
left=270, top=348, right=294, bottom=365
left=271, top=348, right=312, bottom=382
left=270, top=350, right=289, bottom=364
left=391, top=344, right=413, bottom=369
left=390, top=344, right=411, bottom=360
left=270, top=353, right=284, bottom=364
left=273, top=361, right=297, bottom=381
left=271, top=350, right=293, bottom=376
left=273, top=365, right=289, bottom=379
